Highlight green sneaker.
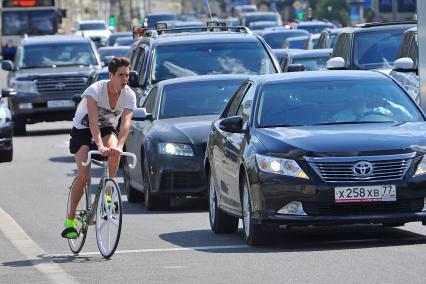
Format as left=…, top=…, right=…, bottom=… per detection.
left=61, top=218, right=78, bottom=239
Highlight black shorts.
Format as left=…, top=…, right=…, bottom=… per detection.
left=69, top=127, right=118, bottom=154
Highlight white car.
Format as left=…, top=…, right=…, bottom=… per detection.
left=74, top=20, right=111, bottom=47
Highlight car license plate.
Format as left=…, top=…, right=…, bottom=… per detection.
left=335, top=185, right=396, bottom=203
left=47, top=100, right=74, bottom=108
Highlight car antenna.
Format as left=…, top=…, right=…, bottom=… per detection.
left=206, top=0, right=213, bottom=19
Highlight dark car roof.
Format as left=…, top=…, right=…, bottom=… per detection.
left=258, top=29, right=309, bottom=36
left=253, top=70, right=388, bottom=85
left=345, top=22, right=415, bottom=34
left=296, top=21, right=334, bottom=27
left=157, top=74, right=250, bottom=88
left=22, top=35, right=91, bottom=45
left=152, top=32, right=261, bottom=46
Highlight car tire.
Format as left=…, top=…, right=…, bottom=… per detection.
left=13, top=117, right=26, bottom=136
left=242, top=174, right=268, bottom=246
left=124, top=157, right=144, bottom=203
left=208, top=170, right=239, bottom=234
left=143, top=156, right=169, bottom=211
left=0, top=145, right=13, bottom=163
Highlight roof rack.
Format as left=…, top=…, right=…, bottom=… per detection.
left=354, top=20, right=416, bottom=28
left=131, top=22, right=252, bottom=39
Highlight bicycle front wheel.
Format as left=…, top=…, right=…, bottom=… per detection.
left=67, top=177, right=89, bottom=254
left=95, top=179, right=122, bottom=259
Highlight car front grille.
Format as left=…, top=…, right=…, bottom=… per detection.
left=307, top=154, right=414, bottom=182
left=302, top=199, right=424, bottom=216
left=160, top=172, right=205, bottom=191
left=36, top=77, right=88, bottom=96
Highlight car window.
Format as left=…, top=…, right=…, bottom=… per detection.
left=257, top=79, right=423, bottom=127
left=236, top=84, right=256, bottom=127
left=332, top=33, right=346, bottom=57
left=293, top=56, right=330, bottom=71
left=280, top=56, right=288, bottom=71
left=223, top=82, right=249, bottom=118
left=151, top=42, right=276, bottom=82
left=143, top=86, right=158, bottom=114
left=159, top=80, right=243, bottom=119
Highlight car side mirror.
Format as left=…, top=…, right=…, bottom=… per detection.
left=393, top=57, right=416, bottom=72
left=1, top=87, right=16, bottom=98
left=219, top=116, right=244, bottom=133
left=128, top=70, right=139, bottom=87
left=132, top=108, right=153, bottom=121
left=327, top=57, right=346, bottom=70
left=287, top=64, right=305, bottom=72
left=1, top=60, right=14, bottom=71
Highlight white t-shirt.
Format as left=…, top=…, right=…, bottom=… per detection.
left=73, top=80, right=136, bottom=129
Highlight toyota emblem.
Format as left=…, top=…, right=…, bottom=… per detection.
left=352, top=161, right=374, bottom=177
left=55, top=82, right=66, bottom=90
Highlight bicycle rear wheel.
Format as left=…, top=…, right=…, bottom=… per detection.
left=95, top=179, right=122, bottom=259
left=66, top=178, right=89, bottom=254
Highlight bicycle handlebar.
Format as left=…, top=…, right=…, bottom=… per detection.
left=82, top=150, right=137, bottom=169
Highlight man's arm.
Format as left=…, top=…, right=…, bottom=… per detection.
left=86, top=96, right=110, bottom=155
left=116, top=108, right=133, bottom=151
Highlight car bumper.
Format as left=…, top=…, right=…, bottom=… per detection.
left=249, top=172, right=426, bottom=226
left=0, top=122, right=13, bottom=150
left=10, top=94, right=76, bottom=123
left=150, top=152, right=207, bottom=197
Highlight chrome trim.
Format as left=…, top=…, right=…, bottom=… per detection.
left=304, top=152, right=416, bottom=163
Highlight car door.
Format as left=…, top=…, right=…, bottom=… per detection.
left=126, top=86, right=158, bottom=186
left=212, top=83, right=248, bottom=210
left=222, top=84, right=256, bottom=212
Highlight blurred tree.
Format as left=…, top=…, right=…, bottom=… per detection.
left=363, top=6, right=376, bottom=22
left=308, top=0, right=349, bottom=26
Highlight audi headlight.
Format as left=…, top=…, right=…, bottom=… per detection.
left=414, top=155, right=426, bottom=176
left=14, top=80, right=38, bottom=94
left=158, top=143, right=194, bottom=157
left=255, top=154, right=309, bottom=179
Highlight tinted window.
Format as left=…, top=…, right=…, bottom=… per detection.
left=236, top=85, right=256, bottom=127
left=243, top=14, right=278, bottom=27
left=159, top=80, right=242, bottom=119
left=262, top=31, right=309, bottom=49
left=152, top=42, right=276, bottom=82
left=79, top=22, right=107, bottom=30
left=354, top=30, right=405, bottom=69
left=297, top=24, right=333, bottom=34
left=223, top=83, right=248, bottom=117
left=292, top=56, right=330, bottom=71
left=143, top=87, right=158, bottom=113
left=257, top=79, right=422, bottom=127
left=2, top=10, right=57, bottom=35
left=146, top=14, right=177, bottom=28
left=16, top=43, right=97, bottom=68
left=98, top=47, right=130, bottom=62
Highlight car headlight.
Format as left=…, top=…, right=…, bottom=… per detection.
left=14, top=80, right=38, bottom=94
left=414, top=155, right=426, bottom=176
left=158, top=142, right=194, bottom=157
left=255, top=154, right=309, bottom=179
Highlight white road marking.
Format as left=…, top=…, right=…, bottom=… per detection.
left=47, top=244, right=248, bottom=257
left=0, top=207, right=78, bottom=284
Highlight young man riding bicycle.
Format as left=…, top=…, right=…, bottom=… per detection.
left=62, top=57, right=136, bottom=239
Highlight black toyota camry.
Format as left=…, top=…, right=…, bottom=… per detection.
left=205, top=70, right=426, bottom=245
left=125, top=74, right=248, bottom=210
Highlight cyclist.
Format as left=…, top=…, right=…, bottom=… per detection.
left=61, top=57, right=136, bottom=239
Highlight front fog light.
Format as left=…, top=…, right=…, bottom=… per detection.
left=277, top=201, right=306, bottom=215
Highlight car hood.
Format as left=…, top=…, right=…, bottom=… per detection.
left=152, top=115, right=217, bottom=145
left=14, top=65, right=99, bottom=80
left=255, top=122, right=426, bottom=158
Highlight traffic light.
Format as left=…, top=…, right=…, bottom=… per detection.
left=109, top=16, right=116, bottom=26
left=297, top=12, right=304, bottom=21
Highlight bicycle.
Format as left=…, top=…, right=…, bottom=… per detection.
left=65, top=150, right=137, bottom=258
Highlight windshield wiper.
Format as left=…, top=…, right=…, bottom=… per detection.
left=313, top=121, right=396, bottom=126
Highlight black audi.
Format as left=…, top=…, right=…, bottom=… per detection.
left=205, top=70, right=426, bottom=245
left=125, top=74, right=248, bottom=210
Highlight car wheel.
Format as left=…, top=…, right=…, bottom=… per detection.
left=124, top=157, right=144, bottom=203
left=143, top=156, right=169, bottom=211
left=208, top=170, right=239, bottom=234
left=0, top=145, right=13, bottom=163
left=13, top=117, right=26, bottom=136
left=242, top=174, right=267, bottom=246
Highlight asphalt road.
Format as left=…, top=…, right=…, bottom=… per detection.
left=1, top=71, right=426, bottom=283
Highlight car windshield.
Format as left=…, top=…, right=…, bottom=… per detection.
left=159, top=80, right=243, bottom=119
left=262, top=31, right=309, bottom=49
left=257, top=79, right=422, bottom=127
left=152, top=42, right=276, bottom=82
left=297, top=25, right=331, bottom=34
left=292, top=56, right=329, bottom=71
left=244, top=15, right=278, bottom=27
left=98, top=47, right=129, bottom=61
left=2, top=10, right=57, bottom=35
left=79, top=22, right=107, bottom=30
left=16, top=43, right=97, bottom=68
left=354, top=30, right=405, bottom=69
left=147, top=14, right=177, bottom=28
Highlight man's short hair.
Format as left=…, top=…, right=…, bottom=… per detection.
left=108, top=57, right=130, bottom=74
